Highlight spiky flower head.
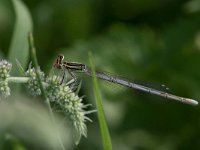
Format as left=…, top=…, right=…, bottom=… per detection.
left=25, top=67, right=95, bottom=144
left=46, top=75, right=94, bottom=144
left=25, top=67, right=45, bottom=96
left=0, top=60, right=12, bottom=98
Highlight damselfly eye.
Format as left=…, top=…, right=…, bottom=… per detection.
left=58, top=54, right=64, bottom=61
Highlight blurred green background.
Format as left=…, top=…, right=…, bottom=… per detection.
left=0, top=0, right=200, bottom=149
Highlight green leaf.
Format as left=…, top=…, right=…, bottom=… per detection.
left=88, top=52, right=112, bottom=150
left=8, top=0, right=33, bottom=75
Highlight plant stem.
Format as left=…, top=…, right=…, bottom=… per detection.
left=7, top=77, right=29, bottom=83
left=28, top=32, right=66, bottom=150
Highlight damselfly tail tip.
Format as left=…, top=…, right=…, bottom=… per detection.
left=185, top=98, right=198, bottom=106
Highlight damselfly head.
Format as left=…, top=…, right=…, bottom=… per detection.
left=53, top=54, right=64, bottom=69
left=58, top=54, right=65, bottom=61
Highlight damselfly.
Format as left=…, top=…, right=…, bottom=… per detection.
left=53, top=54, right=198, bottom=106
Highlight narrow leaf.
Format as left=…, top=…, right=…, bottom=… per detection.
left=8, top=0, right=33, bottom=75
left=88, top=52, right=112, bottom=150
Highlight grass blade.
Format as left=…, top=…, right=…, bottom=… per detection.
left=8, top=0, right=33, bottom=75
left=15, top=59, right=25, bottom=75
left=88, top=52, right=112, bottom=150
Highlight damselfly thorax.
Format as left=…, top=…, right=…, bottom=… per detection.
left=54, top=54, right=87, bottom=71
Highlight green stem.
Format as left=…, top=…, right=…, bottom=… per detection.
left=7, top=77, right=48, bottom=88
left=28, top=32, right=47, bottom=99
left=28, top=32, right=66, bottom=150
left=7, top=77, right=29, bottom=83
